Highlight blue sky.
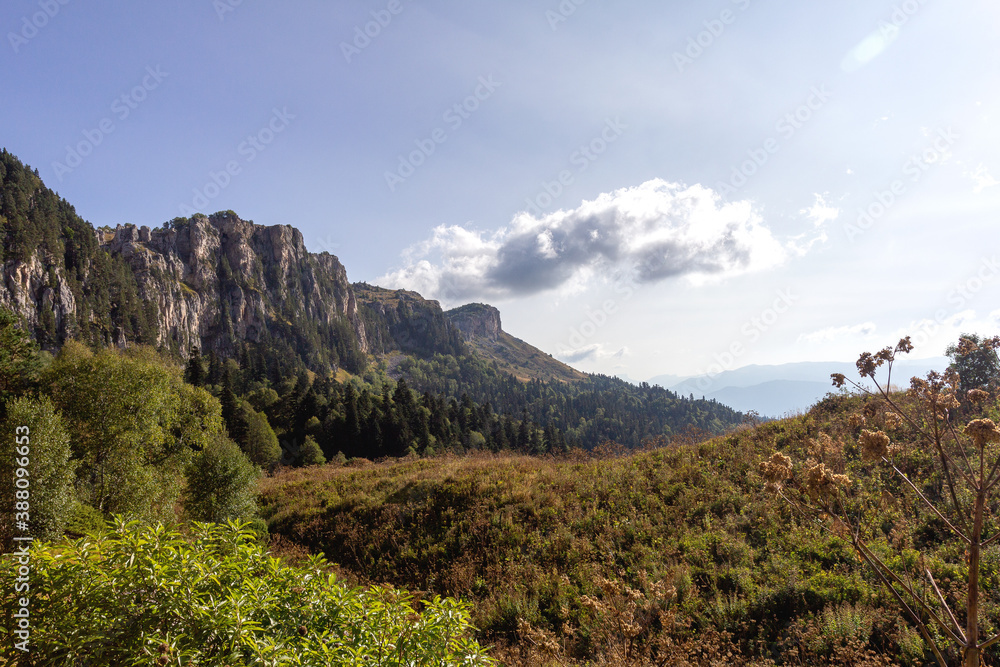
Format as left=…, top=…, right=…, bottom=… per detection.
left=3, top=0, right=1000, bottom=380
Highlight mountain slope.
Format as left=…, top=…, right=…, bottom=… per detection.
left=445, top=303, right=587, bottom=383
left=0, top=148, right=745, bottom=447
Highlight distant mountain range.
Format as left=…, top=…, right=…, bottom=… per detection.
left=648, top=358, right=950, bottom=417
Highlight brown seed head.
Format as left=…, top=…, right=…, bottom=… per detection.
left=883, top=412, right=903, bottom=431
left=965, top=419, right=1000, bottom=447
left=760, top=451, right=793, bottom=485
left=803, top=462, right=850, bottom=500
left=859, top=429, right=891, bottom=461
left=968, top=389, right=990, bottom=403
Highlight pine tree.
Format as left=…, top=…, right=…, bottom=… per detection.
left=184, top=347, right=204, bottom=387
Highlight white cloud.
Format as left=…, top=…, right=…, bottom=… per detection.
left=801, top=193, right=839, bottom=228
left=799, top=321, right=877, bottom=344
left=557, top=343, right=629, bottom=363
left=378, top=179, right=791, bottom=304
left=967, top=164, right=999, bottom=193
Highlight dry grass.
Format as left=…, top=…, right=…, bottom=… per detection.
left=258, top=402, right=940, bottom=665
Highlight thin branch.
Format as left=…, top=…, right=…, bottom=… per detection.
left=945, top=417, right=978, bottom=486
left=929, top=418, right=975, bottom=536
left=852, top=537, right=951, bottom=667
left=983, top=452, right=1000, bottom=491
left=926, top=568, right=966, bottom=644
left=980, top=632, right=1000, bottom=651
left=981, top=530, right=1000, bottom=548
left=873, top=381, right=935, bottom=443
left=853, top=536, right=965, bottom=648
left=887, top=460, right=971, bottom=545
left=931, top=416, right=977, bottom=489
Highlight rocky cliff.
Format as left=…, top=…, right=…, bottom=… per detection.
left=95, top=213, right=367, bottom=363
left=0, top=148, right=570, bottom=382
left=0, top=148, right=370, bottom=374
left=445, top=303, right=501, bottom=343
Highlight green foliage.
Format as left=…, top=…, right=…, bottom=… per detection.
left=239, top=402, right=282, bottom=468
left=0, top=519, right=494, bottom=666
left=184, top=433, right=260, bottom=523
left=0, top=308, right=40, bottom=417
left=42, top=342, right=197, bottom=522
left=298, top=434, right=326, bottom=466
left=0, top=395, right=75, bottom=544
left=396, top=352, right=742, bottom=449
left=946, top=333, right=1000, bottom=391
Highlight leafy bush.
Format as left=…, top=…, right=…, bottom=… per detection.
left=0, top=519, right=494, bottom=666
left=0, top=395, right=75, bottom=544
left=184, top=433, right=260, bottom=523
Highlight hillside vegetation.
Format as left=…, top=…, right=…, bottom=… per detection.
left=260, top=379, right=1000, bottom=666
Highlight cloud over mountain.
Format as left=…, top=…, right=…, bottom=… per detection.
left=379, top=179, right=791, bottom=304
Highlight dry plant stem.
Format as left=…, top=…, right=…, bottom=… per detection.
left=825, top=487, right=960, bottom=653
left=983, top=447, right=1000, bottom=491
left=886, top=459, right=971, bottom=544
left=980, top=631, right=1000, bottom=652
left=964, top=483, right=985, bottom=667
left=945, top=418, right=979, bottom=485
left=851, top=533, right=962, bottom=648
left=926, top=568, right=966, bottom=644
left=851, top=533, right=950, bottom=667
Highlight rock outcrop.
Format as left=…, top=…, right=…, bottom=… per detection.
left=0, top=206, right=368, bottom=373
left=445, top=303, right=502, bottom=343
left=95, top=213, right=366, bottom=361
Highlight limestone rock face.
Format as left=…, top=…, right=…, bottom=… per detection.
left=445, top=303, right=502, bottom=343
left=2, top=212, right=368, bottom=371
left=1, top=252, right=78, bottom=337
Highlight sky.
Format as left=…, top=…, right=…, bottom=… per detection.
left=3, top=0, right=1000, bottom=382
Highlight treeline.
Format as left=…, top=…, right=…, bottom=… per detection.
left=397, top=352, right=742, bottom=448
left=186, top=347, right=743, bottom=467
left=186, top=348, right=568, bottom=463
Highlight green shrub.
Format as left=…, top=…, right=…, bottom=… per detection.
left=0, top=395, right=75, bottom=544
left=0, top=519, right=494, bottom=666
left=184, top=433, right=260, bottom=523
